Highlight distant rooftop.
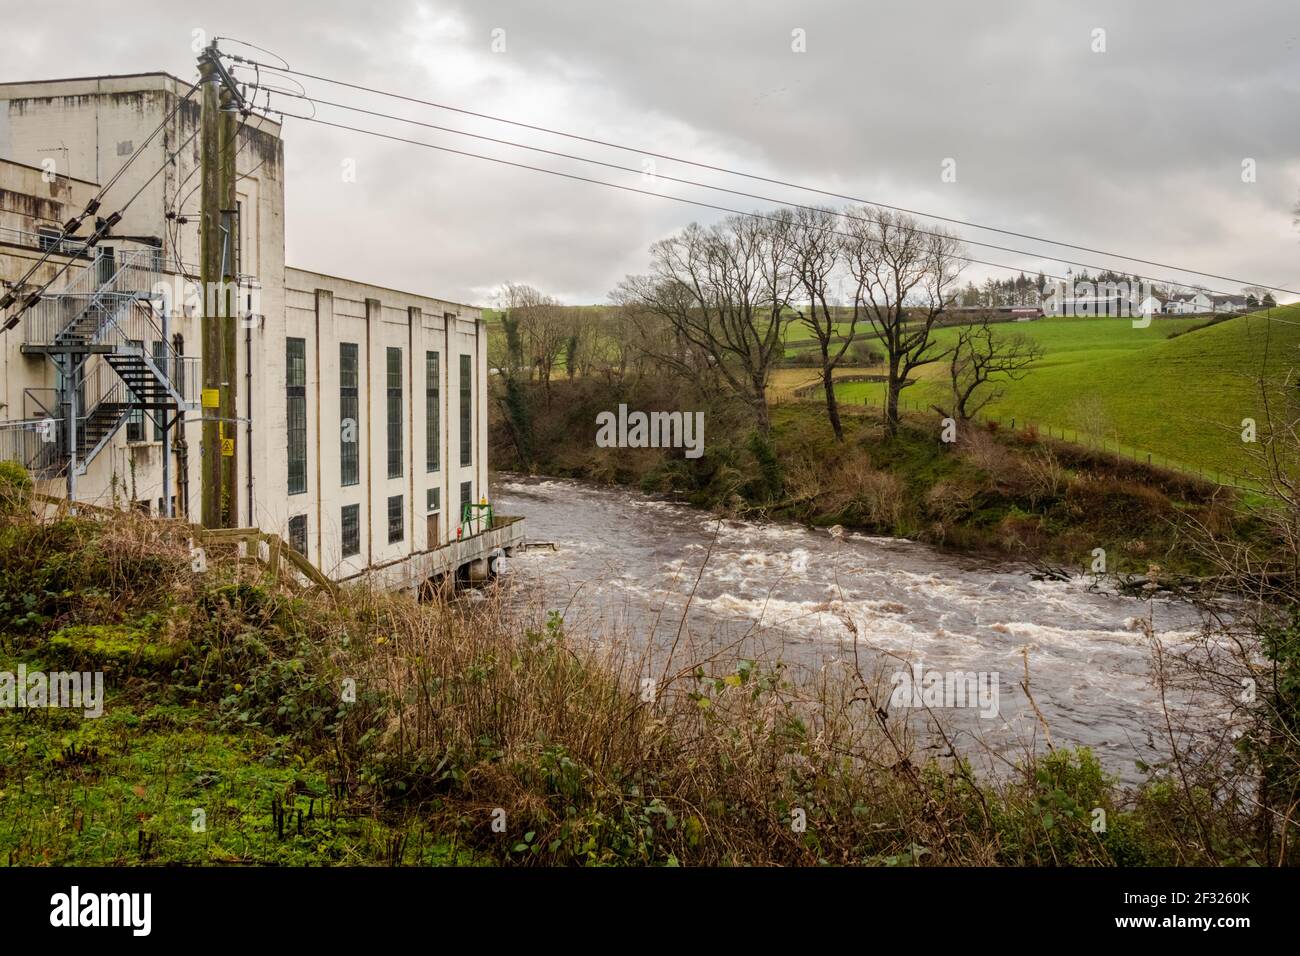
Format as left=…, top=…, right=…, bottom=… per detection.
left=0, top=71, right=282, bottom=135
left=0, top=71, right=196, bottom=91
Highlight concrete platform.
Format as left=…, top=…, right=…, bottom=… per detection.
left=349, top=515, right=526, bottom=592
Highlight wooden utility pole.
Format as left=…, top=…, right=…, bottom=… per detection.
left=198, top=43, right=239, bottom=527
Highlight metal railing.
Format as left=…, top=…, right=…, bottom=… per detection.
left=81, top=360, right=127, bottom=418
left=459, top=501, right=495, bottom=537
left=0, top=419, right=64, bottom=479
left=23, top=248, right=164, bottom=349
left=22, top=388, right=60, bottom=421
left=0, top=225, right=92, bottom=257
left=22, top=293, right=93, bottom=347
left=98, top=304, right=201, bottom=408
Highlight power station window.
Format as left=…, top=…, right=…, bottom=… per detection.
left=341, top=504, right=360, bottom=557
left=288, top=514, right=307, bottom=556
left=387, top=494, right=404, bottom=544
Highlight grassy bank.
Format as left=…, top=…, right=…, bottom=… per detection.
left=1, top=477, right=1289, bottom=866
left=493, top=378, right=1263, bottom=578
left=833, top=307, right=1300, bottom=477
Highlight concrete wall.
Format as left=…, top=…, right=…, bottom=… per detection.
left=0, top=73, right=493, bottom=585
left=0, top=157, right=97, bottom=236
left=0, top=160, right=99, bottom=419
left=0, top=73, right=286, bottom=525
left=283, top=268, right=486, bottom=579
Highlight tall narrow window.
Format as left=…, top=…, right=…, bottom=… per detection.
left=387, top=494, right=404, bottom=544
left=341, top=504, right=360, bottom=557
left=460, top=480, right=472, bottom=518
left=387, top=347, right=403, bottom=479
left=127, top=338, right=145, bottom=441
left=172, top=334, right=185, bottom=398
left=288, top=514, right=307, bottom=556
left=287, top=337, right=307, bottom=494
left=152, top=340, right=167, bottom=440
left=425, top=350, right=440, bottom=473
left=459, top=353, right=472, bottom=467
left=340, top=342, right=359, bottom=487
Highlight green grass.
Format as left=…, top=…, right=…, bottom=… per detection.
left=833, top=308, right=1300, bottom=477
left=0, top=645, right=478, bottom=865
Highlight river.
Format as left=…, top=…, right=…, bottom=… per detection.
left=491, top=475, right=1210, bottom=783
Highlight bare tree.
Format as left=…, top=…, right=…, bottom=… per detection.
left=844, top=209, right=966, bottom=436
left=785, top=205, right=860, bottom=441
left=499, top=282, right=570, bottom=400
left=937, top=316, right=1043, bottom=422
left=616, top=213, right=795, bottom=432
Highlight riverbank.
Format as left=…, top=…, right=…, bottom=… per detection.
left=0, top=471, right=1277, bottom=866
left=491, top=474, right=1208, bottom=783
left=491, top=381, right=1265, bottom=580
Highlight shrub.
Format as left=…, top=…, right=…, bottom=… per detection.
left=925, top=478, right=981, bottom=525
left=0, top=460, right=32, bottom=516
left=46, top=621, right=187, bottom=675
left=847, top=340, right=884, bottom=366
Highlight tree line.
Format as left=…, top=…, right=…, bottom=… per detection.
left=495, top=207, right=1043, bottom=446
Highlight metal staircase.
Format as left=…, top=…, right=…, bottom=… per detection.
left=9, top=247, right=199, bottom=480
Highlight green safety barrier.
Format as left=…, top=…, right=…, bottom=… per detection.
left=460, top=500, right=493, bottom=536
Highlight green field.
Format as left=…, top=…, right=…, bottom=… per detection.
left=832, top=307, right=1300, bottom=478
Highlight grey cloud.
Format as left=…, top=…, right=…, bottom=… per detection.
left=3, top=0, right=1297, bottom=302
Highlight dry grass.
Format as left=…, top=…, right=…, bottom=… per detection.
left=2, top=495, right=1288, bottom=866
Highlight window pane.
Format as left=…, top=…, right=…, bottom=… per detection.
left=426, top=351, right=439, bottom=473
left=288, top=514, right=307, bottom=556
left=287, top=338, right=307, bottom=494
left=127, top=339, right=144, bottom=441
left=387, top=347, right=403, bottom=479
left=340, top=342, right=359, bottom=487
left=151, top=340, right=167, bottom=441
left=459, top=353, right=472, bottom=467
left=341, top=504, right=360, bottom=557
left=387, top=494, right=404, bottom=544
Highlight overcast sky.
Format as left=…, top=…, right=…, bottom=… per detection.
left=4, top=0, right=1299, bottom=305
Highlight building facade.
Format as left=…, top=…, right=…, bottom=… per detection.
left=0, top=73, right=514, bottom=588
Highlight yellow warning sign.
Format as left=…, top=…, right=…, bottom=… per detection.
left=221, top=438, right=234, bottom=457
left=202, top=388, right=220, bottom=409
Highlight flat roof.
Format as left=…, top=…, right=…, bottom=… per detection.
left=0, top=72, right=283, bottom=136
left=286, top=265, right=483, bottom=314
left=0, top=71, right=196, bottom=91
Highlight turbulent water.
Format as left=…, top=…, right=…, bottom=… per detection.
left=491, top=476, right=1209, bottom=783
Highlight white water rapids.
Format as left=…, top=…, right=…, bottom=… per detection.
left=492, top=476, right=1212, bottom=784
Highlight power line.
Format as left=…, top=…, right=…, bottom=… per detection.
left=0, top=82, right=201, bottom=310
left=227, top=56, right=1298, bottom=298
left=257, top=85, right=1262, bottom=300
left=95, top=82, right=200, bottom=202
left=269, top=107, right=1091, bottom=289
left=1, top=126, right=201, bottom=330
left=166, top=104, right=272, bottom=278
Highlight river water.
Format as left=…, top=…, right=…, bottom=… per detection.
left=491, top=476, right=1210, bottom=783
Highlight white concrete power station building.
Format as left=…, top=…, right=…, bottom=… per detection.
left=0, top=71, right=521, bottom=589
